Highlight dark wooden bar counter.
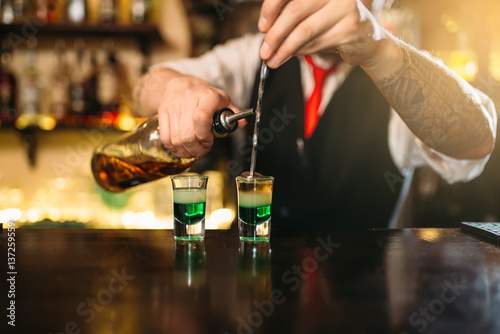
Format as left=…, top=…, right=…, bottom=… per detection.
left=2, top=227, right=500, bottom=333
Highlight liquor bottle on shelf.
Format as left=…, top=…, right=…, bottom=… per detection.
left=68, top=39, right=86, bottom=126
left=131, top=0, right=147, bottom=24
left=116, top=0, right=132, bottom=24
left=67, top=0, right=86, bottom=23
left=48, top=0, right=67, bottom=22
left=148, top=0, right=159, bottom=24
left=85, top=50, right=100, bottom=127
left=18, top=37, right=43, bottom=129
left=35, top=0, right=66, bottom=23
left=12, top=0, right=25, bottom=22
left=1, top=0, right=14, bottom=24
left=0, top=40, right=17, bottom=126
left=91, top=108, right=255, bottom=192
left=34, top=0, right=46, bottom=22
left=96, top=41, right=120, bottom=127
left=49, top=39, right=70, bottom=126
left=100, top=0, right=115, bottom=24
left=85, top=0, right=100, bottom=23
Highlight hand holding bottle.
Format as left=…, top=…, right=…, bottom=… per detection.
left=156, top=71, right=244, bottom=158
left=92, top=98, right=252, bottom=193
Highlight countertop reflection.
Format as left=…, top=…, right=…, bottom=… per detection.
left=1, top=228, right=499, bottom=333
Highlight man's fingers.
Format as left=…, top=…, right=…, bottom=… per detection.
left=260, top=1, right=312, bottom=61
left=157, top=77, right=232, bottom=158
left=159, top=105, right=189, bottom=157
left=193, top=108, right=215, bottom=148
left=170, top=114, right=193, bottom=158
left=261, top=1, right=328, bottom=66
left=158, top=105, right=173, bottom=152
left=259, top=0, right=289, bottom=33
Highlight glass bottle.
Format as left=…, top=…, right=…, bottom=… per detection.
left=37, top=0, right=66, bottom=23
left=100, top=0, right=115, bottom=24
left=91, top=108, right=254, bottom=192
left=85, top=51, right=100, bottom=127
left=97, top=40, right=120, bottom=127
left=85, top=0, right=99, bottom=23
left=0, top=40, right=17, bottom=126
left=131, top=0, right=147, bottom=24
left=67, top=0, right=86, bottom=23
left=49, top=39, right=70, bottom=126
left=18, top=37, right=42, bottom=129
left=116, top=0, right=131, bottom=24
left=68, top=39, right=86, bottom=126
left=1, top=0, right=14, bottom=24
left=13, top=0, right=25, bottom=22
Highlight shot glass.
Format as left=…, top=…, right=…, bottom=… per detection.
left=171, top=175, right=208, bottom=241
left=236, top=175, right=274, bottom=242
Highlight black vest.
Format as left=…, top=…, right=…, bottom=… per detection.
left=244, top=57, right=404, bottom=230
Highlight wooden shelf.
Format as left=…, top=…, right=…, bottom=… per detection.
left=0, top=22, right=161, bottom=39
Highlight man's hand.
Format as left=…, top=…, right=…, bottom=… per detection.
left=258, top=0, right=495, bottom=160
left=157, top=72, right=239, bottom=158
left=258, top=0, right=388, bottom=68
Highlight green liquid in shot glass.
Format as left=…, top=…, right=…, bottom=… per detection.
left=173, top=188, right=206, bottom=225
left=238, top=191, right=272, bottom=225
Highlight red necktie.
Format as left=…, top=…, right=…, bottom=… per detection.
left=304, top=55, right=338, bottom=139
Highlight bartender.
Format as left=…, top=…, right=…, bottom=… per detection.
left=133, top=0, right=496, bottom=230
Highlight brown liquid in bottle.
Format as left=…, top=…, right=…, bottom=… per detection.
left=91, top=153, right=195, bottom=192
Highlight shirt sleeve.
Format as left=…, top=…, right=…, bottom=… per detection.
left=150, top=33, right=264, bottom=109
left=388, top=89, right=497, bottom=184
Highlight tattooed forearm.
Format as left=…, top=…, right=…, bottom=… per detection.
left=376, top=46, right=493, bottom=159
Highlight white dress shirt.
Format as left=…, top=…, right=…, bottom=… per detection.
left=152, top=33, right=497, bottom=184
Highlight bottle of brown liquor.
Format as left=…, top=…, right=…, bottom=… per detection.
left=91, top=108, right=254, bottom=192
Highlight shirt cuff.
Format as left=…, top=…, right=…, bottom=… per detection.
left=413, top=138, right=492, bottom=184
left=388, top=110, right=493, bottom=184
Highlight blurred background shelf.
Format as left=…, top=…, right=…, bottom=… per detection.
left=0, top=22, right=161, bottom=39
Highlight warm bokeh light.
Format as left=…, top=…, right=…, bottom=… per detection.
left=1, top=171, right=236, bottom=229
left=440, top=13, right=459, bottom=33
left=55, top=178, right=66, bottom=190
left=450, top=50, right=478, bottom=82
left=208, top=208, right=235, bottom=229
left=15, top=114, right=35, bottom=129
left=0, top=208, right=22, bottom=223
left=27, top=208, right=40, bottom=223
left=465, top=61, right=477, bottom=78
left=417, top=229, right=443, bottom=243
left=38, top=115, right=57, bottom=130
left=116, top=115, right=137, bottom=131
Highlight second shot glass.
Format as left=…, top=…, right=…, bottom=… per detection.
left=236, top=175, right=274, bottom=242
left=171, top=175, right=208, bottom=241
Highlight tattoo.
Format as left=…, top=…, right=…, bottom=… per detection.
left=377, top=47, right=490, bottom=158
